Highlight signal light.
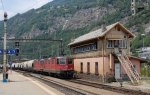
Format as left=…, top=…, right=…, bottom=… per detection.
left=15, top=42, right=19, bottom=47
left=15, top=48, right=19, bottom=56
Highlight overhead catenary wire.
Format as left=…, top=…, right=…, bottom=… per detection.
left=16, top=1, right=40, bottom=13
left=12, top=0, right=51, bottom=15
left=0, top=0, right=5, bottom=12
left=0, top=0, right=51, bottom=19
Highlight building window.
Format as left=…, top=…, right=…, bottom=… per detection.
left=87, top=62, right=90, bottom=74
left=114, top=40, right=119, bottom=48
left=91, top=44, right=97, bottom=50
left=73, top=43, right=97, bottom=54
left=80, top=62, right=83, bottom=73
left=107, top=40, right=113, bottom=48
left=95, top=62, right=99, bottom=75
left=120, top=39, right=126, bottom=48
left=107, top=39, right=126, bottom=48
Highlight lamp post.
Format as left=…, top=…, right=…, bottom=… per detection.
left=3, top=12, right=8, bottom=82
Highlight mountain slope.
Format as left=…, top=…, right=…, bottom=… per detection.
left=0, top=0, right=149, bottom=59
left=0, top=0, right=131, bottom=37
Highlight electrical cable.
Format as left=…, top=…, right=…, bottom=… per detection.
left=0, top=0, right=50, bottom=17
left=13, top=0, right=50, bottom=14
left=0, top=0, right=5, bottom=12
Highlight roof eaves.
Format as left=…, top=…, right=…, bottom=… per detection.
left=129, top=55, right=148, bottom=62
left=68, top=37, right=98, bottom=46
left=68, top=22, right=121, bottom=46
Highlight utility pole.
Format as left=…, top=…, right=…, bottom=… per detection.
left=131, top=0, right=136, bottom=16
left=3, top=12, right=7, bottom=82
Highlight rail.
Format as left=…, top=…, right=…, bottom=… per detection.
left=69, top=79, right=150, bottom=95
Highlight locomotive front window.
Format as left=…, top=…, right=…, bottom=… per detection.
left=57, top=58, right=66, bottom=64
left=48, top=59, right=50, bottom=64
left=40, top=60, right=44, bottom=64
left=68, top=58, right=73, bottom=64
left=52, top=58, right=54, bottom=64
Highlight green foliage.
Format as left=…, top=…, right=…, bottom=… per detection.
left=0, top=0, right=149, bottom=59
left=140, top=64, right=150, bottom=77
left=126, top=9, right=150, bottom=28
left=126, top=8, right=150, bottom=56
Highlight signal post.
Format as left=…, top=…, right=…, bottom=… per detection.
left=3, top=12, right=8, bottom=82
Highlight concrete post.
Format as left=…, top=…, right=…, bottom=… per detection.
left=3, top=12, right=8, bottom=82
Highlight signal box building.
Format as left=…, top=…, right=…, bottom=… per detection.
left=68, top=22, right=142, bottom=83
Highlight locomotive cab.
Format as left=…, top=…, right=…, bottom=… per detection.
left=57, top=57, right=66, bottom=65
left=40, top=59, right=45, bottom=71
left=56, top=57, right=74, bottom=78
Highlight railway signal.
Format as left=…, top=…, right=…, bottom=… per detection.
left=3, top=12, right=8, bottom=82
left=15, top=42, right=20, bottom=56
left=15, top=48, right=19, bottom=56
left=0, top=39, right=64, bottom=56
left=15, top=42, right=19, bottom=47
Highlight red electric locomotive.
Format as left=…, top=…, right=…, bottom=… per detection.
left=33, top=56, right=74, bottom=78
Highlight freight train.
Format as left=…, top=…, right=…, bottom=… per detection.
left=11, top=56, right=74, bottom=78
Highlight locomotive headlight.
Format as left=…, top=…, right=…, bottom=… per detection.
left=64, top=65, right=68, bottom=69
left=65, top=65, right=68, bottom=68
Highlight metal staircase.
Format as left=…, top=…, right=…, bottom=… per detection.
left=114, top=48, right=140, bottom=84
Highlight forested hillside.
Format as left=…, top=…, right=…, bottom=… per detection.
left=0, top=0, right=149, bottom=59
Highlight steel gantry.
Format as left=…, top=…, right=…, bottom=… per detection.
left=0, top=38, right=64, bottom=56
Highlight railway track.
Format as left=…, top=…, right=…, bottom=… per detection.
left=16, top=70, right=150, bottom=95
left=19, top=71, right=99, bottom=95
left=69, top=79, right=150, bottom=95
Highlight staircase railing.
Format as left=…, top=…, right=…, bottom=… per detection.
left=114, top=48, right=140, bottom=84
left=122, top=51, right=141, bottom=81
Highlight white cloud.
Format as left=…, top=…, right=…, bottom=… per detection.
left=0, top=0, right=53, bottom=20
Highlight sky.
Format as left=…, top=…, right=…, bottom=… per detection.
left=0, top=0, right=53, bottom=20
